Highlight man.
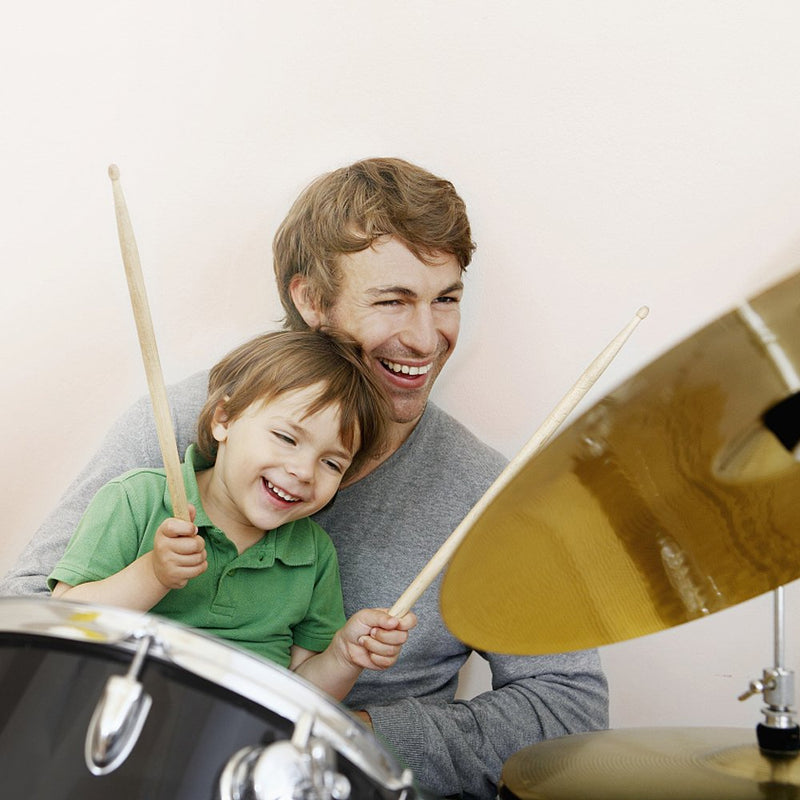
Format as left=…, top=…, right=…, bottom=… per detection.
left=1, top=157, right=608, bottom=799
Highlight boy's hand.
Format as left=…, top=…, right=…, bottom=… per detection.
left=152, top=505, right=207, bottom=589
left=339, top=608, right=417, bottom=670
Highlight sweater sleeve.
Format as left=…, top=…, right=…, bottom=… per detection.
left=365, top=648, right=609, bottom=800
left=0, top=372, right=207, bottom=597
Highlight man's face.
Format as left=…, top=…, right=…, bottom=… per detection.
left=317, top=236, right=463, bottom=426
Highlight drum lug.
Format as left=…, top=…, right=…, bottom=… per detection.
left=218, top=711, right=352, bottom=800
left=84, top=632, right=154, bottom=776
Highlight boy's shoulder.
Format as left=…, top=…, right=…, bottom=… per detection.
left=109, top=465, right=168, bottom=486
left=99, top=466, right=170, bottom=512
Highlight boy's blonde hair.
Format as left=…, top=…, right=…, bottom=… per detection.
left=196, top=330, right=390, bottom=480
left=273, top=157, right=476, bottom=330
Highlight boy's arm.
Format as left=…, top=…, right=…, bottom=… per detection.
left=51, top=551, right=170, bottom=611
left=1, top=372, right=208, bottom=597
left=51, top=512, right=206, bottom=611
left=292, top=609, right=416, bottom=700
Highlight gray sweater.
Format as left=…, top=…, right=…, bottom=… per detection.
left=1, top=371, right=608, bottom=799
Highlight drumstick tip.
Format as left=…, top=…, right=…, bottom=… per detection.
left=636, top=305, right=649, bottom=320
left=108, top=164, right=120, bottom=181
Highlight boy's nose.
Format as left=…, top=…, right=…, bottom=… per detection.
left=286, top=454, right=314, bottom=482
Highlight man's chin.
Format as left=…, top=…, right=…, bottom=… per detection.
left=379, top=367, right=440, bottom=424
left=388, top=394, right=430, bottom=426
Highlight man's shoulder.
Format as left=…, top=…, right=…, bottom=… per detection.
left=419, top=403, right=507, bottom=468
left=166, top=370, right=209, bottom=413
left=119, top=370, right=208, bottom=427
left=394, top=402, right=508, bottom=494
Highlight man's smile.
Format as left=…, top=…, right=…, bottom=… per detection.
left=379, top=358, right=433, bottom=377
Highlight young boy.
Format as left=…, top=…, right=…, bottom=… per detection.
left=48, top=329, right=416, bottom=701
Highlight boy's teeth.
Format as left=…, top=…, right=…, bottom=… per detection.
left=381, top=359, right=432, bottom=376
left=267, top=480, right=299, bottom=502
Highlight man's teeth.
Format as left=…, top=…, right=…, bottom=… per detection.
left=380, top=359, right=432, bottom=376
left=267, top=480, right=299, bottom=502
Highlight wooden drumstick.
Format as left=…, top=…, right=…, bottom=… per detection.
left=389, top=305, right=649, bottom=618
left=108, top=164, right=191, bottom=522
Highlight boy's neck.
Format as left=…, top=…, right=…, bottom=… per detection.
left=195, top=468, right=266, bottom=554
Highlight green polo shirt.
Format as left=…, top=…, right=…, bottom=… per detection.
left=48, top=445, right=346, bottom=666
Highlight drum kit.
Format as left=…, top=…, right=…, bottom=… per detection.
left=2, top=166, right=800, bottom=798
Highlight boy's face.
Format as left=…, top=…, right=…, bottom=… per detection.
left=207, top=383, right=355, bottom=536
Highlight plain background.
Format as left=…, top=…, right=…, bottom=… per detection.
left=3, top=1, right=800, bottom=734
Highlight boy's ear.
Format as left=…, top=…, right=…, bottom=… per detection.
left=289, top=275, right=324, bottom=328
left=211, top=402, right=230, bottom=443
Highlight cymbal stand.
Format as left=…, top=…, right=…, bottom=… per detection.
left=739, top=587, right=800, bottom=757
left=736, top=300, right=800, bottom=757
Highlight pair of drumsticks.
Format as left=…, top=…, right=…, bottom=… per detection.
left=108, top=164, right=648, bottom=619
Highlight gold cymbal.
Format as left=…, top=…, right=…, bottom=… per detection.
left=500, top=727, right=800, bottom=800
left=441, top=269, right=800, bottom=654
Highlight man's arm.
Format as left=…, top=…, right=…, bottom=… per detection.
left=0, top=372, right=208, bottom=596
left=364, top=648, right=609, bottom=800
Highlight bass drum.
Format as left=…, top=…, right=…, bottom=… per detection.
left=0, top=597, right=416, bottom=800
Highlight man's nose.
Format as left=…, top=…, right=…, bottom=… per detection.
left=400, top=305, right=439, bottom=354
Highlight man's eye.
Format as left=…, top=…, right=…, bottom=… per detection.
left=436, top=295, right=460, bottom=304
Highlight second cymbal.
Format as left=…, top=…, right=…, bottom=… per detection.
left=500, top=727, right=800, bottom=800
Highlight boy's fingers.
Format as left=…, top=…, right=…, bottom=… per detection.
left=178, top=552, right=207, bottom=568
left=169, top=534, right=205, bottom=555
left=398, top=611, right=418, bottom=630
left=358, top=634, right=402, bottom=656
left=161, top=517, right=199, bottom=538
left=368, top=651, right=398, bottom=669
left=368, top=626, right=409, bottom=645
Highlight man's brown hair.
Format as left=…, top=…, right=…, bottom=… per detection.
left=273, top=157, right=475, bottom=330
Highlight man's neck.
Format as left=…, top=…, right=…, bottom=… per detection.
left=342, top=413, right=423, bottom=487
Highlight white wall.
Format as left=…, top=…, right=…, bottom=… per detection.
left=3, top=0, right=800, bottom=735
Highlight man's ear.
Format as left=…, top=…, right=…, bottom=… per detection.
left=289, top=275, right=324, bottom=328
left=211, top=403, right=231, bottom=443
